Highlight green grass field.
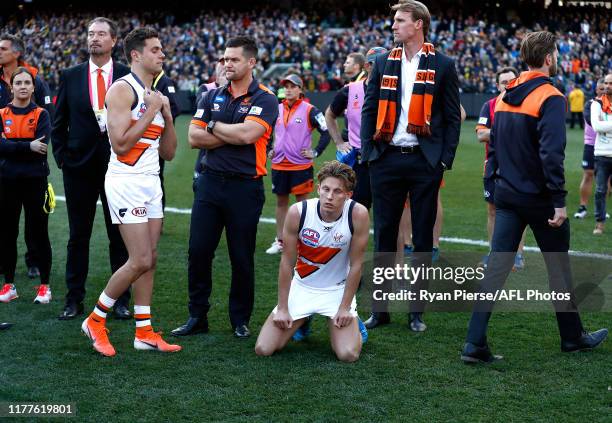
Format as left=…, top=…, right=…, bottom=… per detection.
left=1, top=117, right=610, bottom=422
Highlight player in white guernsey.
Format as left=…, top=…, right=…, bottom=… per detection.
left=255, top=161, right=369, bottom=362
left=81, top=28, right=180, bottom=357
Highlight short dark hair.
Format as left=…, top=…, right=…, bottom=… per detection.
left=317, top=161, right=356, bottom=192
left=495, top=67, right=519, bottom=84
left=225, top=36, right=258, bottom=59
left=0, top=34, right=25, bottom=59
left=520, top=31, right=557, bottom=69
left=347, top=53, right=366, bottom=70
left=10, top=66, right=34, bottom=85
left=391, top=0, right=431, bottom=37
left=87, top=17, right=119, bottom=39
left=124, top=27, right=159, bottom=63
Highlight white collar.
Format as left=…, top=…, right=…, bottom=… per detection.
left=89, top=58, right=113, bottom=74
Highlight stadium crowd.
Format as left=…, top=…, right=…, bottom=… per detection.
left=0, top=6, right=610, bottom=95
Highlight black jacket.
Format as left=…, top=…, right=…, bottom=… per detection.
left=360, top=49, right=461, bottom=169
left=51, top=61, right=130, bottom=169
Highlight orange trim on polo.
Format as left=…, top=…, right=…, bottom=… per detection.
left=245, top=115, right=271, bottom=132
left=191, top=120, right=208, bottom=128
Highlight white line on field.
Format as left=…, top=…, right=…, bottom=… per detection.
left=54, top=195, right=612, bottom=260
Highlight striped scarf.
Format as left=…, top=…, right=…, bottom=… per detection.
left=374, top=43, right=436, bottom=141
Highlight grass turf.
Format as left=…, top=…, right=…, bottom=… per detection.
left=1, top=117, right=610, bottom=422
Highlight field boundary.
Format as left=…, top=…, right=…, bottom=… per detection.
left=54, top=195, right=612, bottom=260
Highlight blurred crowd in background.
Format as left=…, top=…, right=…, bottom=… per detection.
left=1, top=5, right=610, bottom=96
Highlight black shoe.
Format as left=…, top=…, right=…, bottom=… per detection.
left=234, top=324, right=250, bottom=339
left=461, top=342, right=503, bottom=364
left=561, top=329, right=608, bottom=352
left=409, top=313, right=427, bottom=332
left=58, top=302, right=84, bottom=320
left=0, top=322, right=13, bottom=330
left=171, top=317, right=209, bottom=336
left=364, top=312, right=390, bottom=329
left=27, top=266, right=40, bottom=279
left=112, top=303, right=132, bottom=320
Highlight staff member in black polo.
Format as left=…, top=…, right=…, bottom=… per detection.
left=361, top=1, right=461, bottom=331
left=172, top=36, right=278, bottom=338
left=52, top=17, right=131, bottom=320
left=461, top=32, right=608, bottom=363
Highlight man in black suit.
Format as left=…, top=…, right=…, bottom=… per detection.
left=361, top=0, right=461, bottom=331
left=52, top=17, right=131, bottom=320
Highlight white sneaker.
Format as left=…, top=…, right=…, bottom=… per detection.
left=265, top=238, right=283, bottom=255
left=573, top=206, right=587, bottom=219
left=33, top=284, right=52, bottom=304
left=0, top=283, right=18, bottom=303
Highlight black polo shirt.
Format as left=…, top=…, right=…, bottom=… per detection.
left=191, top=79, right=278, bottom=177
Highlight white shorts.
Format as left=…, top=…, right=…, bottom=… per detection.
left=105, top=174, right=163, bottom=224
left=273, top=279, right=358, bottom=320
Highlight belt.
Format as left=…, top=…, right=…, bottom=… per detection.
left=388, top=144, right=420, bottom=154
left=202, top=167, right=259, bottom=180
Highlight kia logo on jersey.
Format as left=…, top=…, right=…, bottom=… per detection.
left=131, top=207, right=147, bottom=217
left=301, top=228, right=320, bottom=247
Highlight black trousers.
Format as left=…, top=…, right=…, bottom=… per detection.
left=466, top=194, right=584, bottom=346
left=188, top=171, right=265, bottom=327
left=0, top=177, right=51, bottom=284
left=352, top=157, right=372, bottom=210
left=369, top=147, right=443, bottom=313
left=62, top=164, right=129, bottom=306
left=569, top=112, right=584, bottom=129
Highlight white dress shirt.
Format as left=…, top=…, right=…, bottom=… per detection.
left=391, top=49, right=420, bottom=147
left=89, top=58, right=113, bottom=110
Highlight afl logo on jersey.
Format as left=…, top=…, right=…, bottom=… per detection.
left=131, top=207, right=147, bottom=217
left=301, top=228, right=320, bottom=247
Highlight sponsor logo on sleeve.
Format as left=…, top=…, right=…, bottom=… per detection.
left=315, top=112, right=327, bottom=130
left=248, top=106, right=263, bottom=116
left=44, top=96, right=51, bottom=104
left=168, top=86, right=175, bottom=93
left=478, top=117, right=488, bottom=125
left=194, top=109, right=204, bottom=118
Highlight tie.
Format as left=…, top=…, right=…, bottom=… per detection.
left=96, top=69, right=106, bottom=110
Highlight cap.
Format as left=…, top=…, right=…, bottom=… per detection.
left=280, top=74, right=304, bottom=88
left=366, top=47, right=387, bottom=63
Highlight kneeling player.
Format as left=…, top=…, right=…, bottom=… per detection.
left=255, top=161, right=369, bottom=362
left=81, top=28, right=180, bottom=356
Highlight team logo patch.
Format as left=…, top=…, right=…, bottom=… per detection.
left=478, top=117, right=488, bottom=125
left=5, top=119, right=12, bottom=126
left=168, top=86, right=175, bottom=93
left=333, top=232, right=344, bottom=243
left=213, top=103, right=220, bottom=111
left=194, top=109, right=204, bottom=118
left=238, top=106, right=249, bottom=114
left=215, top=96, right=225, bottom=102
left=131, top=207, right=147, bottom=217
left=119, top=208, right=128, bottom=217
left=295, top=117, right=303, bottom=124
left=301, top=228, right=320, bottom=247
